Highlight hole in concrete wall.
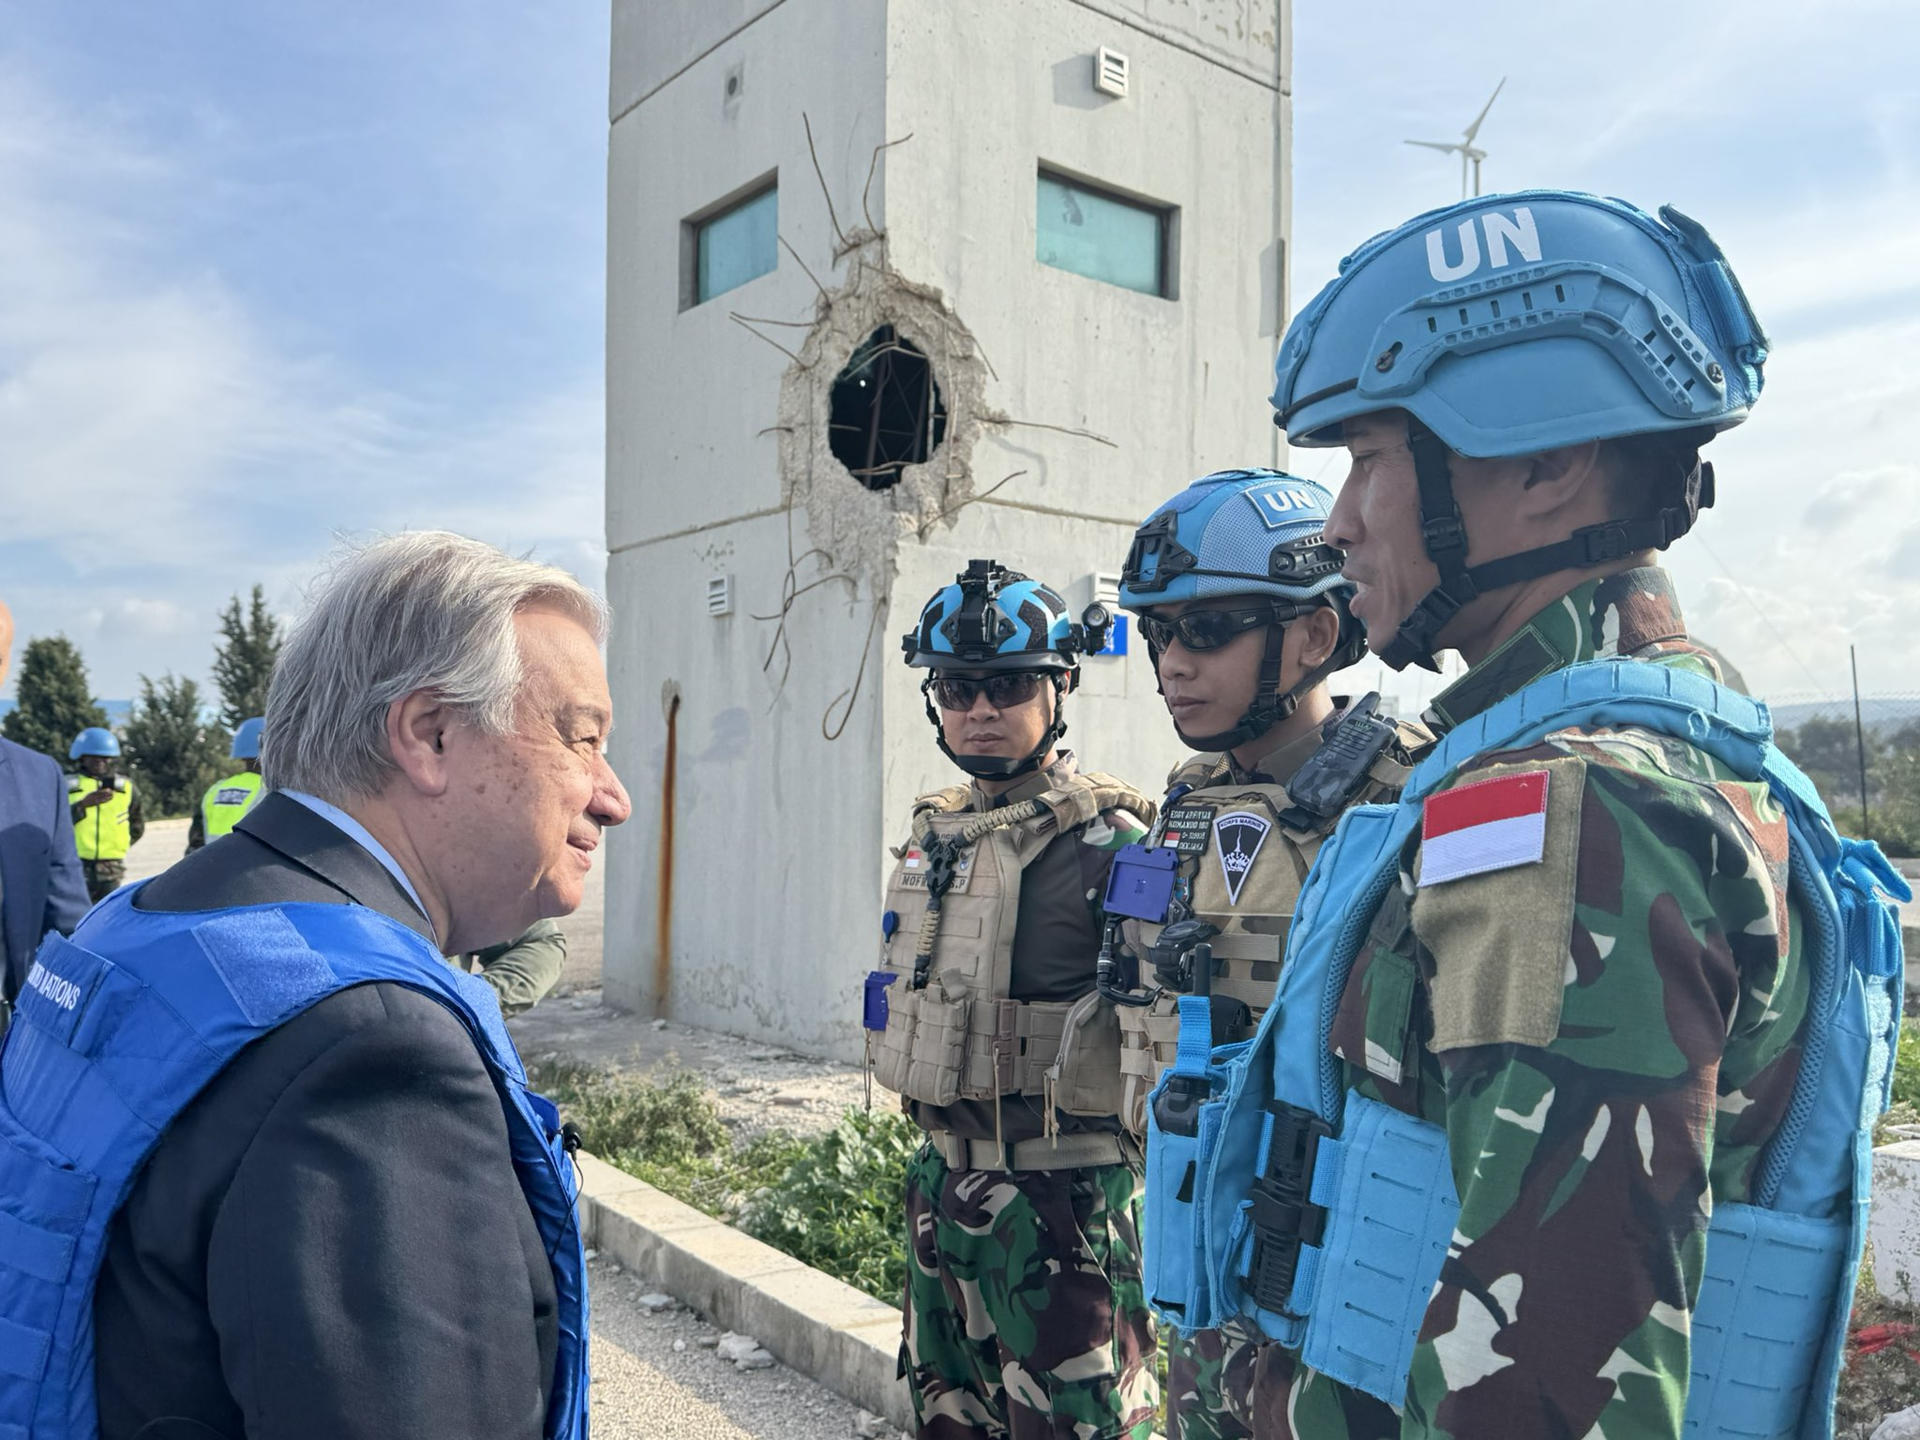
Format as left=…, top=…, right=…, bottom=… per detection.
left=828, top=325, right=948, bottom=491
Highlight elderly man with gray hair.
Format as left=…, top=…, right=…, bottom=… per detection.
left=0, top=533, right=630, bottom=1440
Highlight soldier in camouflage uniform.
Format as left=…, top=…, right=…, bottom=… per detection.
left=1234, top=192, right=1805, bottom=1436
left=872, top=561, right=1159, bottom=1439
left=1107, top=471, right=1427, bottom=1439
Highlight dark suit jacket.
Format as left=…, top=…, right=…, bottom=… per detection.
left=0, top=736, right=90, bottom=1001
left=94, top=792, right=559, bottom=1440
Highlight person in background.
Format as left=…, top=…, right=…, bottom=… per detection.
left=68, top=726, right=144, bottom=902
left=0, top=598, right=90, bottom=1032
left=187, top=715, right=267, bottom=853
left=453, top=917, right=567, bottom=1017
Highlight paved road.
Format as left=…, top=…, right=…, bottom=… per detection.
left=589, top=1257, right=897, bottom=1440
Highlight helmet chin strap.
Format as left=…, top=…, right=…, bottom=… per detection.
left=925, top=672, right=1071, bottom=782
left=1378, top=419, right=1716, bottom=673
left=1160, top=617, right=1350, bottom=755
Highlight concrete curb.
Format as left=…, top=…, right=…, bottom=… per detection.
left=576, top=1152, right=913, bottom=1431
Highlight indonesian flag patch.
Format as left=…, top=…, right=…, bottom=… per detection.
left=1419, top=769, right=1551, bottom=887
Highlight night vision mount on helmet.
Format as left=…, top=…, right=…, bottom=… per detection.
left=902, top=558, right=1111, bottom=781
left=1271, top=190, right=1768, bottom=672
left=1117, top=470, right=1365, bottom=752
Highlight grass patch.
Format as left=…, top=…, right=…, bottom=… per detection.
left=738, top=1107, right=919, bottom=1304
left=528, top=1059, right=804, bottom=1225
left=529, top=1058, right=914, bottom=1304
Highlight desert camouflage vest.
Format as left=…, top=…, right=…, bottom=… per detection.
left=0, top=888, right=592, bottom=1440
left=867, top=769, right=1155, bottom=1123
left=1140, top=659, right=1910, bottom=1440
left=1112, top=718, right=1421, bottom=1137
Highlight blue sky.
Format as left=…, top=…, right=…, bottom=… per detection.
left=2, top=1, right=1915, bottom=707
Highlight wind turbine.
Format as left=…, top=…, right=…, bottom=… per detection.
left=1405, top=79, right=1506, bottom=200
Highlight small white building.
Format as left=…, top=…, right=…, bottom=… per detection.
left=605, top=0, right=1292, bottom=1059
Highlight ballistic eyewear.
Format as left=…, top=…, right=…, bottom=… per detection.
left=1137, top=603, right=1297, bottom=656
left=927, top=672, right=1047, bottom=712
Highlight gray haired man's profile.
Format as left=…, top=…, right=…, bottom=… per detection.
left=59, top=532, right=631, bottom=1439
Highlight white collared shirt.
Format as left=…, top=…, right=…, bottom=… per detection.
left=278, top=790, right=435, bottom=939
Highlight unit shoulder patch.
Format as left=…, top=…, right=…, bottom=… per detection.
left=1414, top=756, right=1587, bottom=1052
left=1213, top=810, right=1271, bottom=907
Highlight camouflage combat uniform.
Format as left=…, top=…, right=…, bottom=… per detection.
left=1253, top=566, right=1810, bottom=1439
left=1147, top=717, right=1424, bottom=1440
left=895, top=755, right=1159, bottom=1440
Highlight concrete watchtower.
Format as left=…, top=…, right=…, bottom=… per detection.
left=604, top=0, right=1292, bottom=1059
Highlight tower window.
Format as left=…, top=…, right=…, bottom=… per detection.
left=1036, top=169, right=1172, bottom=298
left=687, top=181, right=777, bottom=307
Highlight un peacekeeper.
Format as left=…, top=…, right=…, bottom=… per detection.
left=867, top=558, right=1160, bottom=1439
left=67, top=725, right=145, bottom=902
left=0, top=532, right=632, bottom=1439
left=1105, top=470, right=1425, bottom=1439
left=1197, top=190, right=1892, bottom=1437
left=454, top=916, right=568, bottom=1017
left=186, top=714, right=266, bottom=852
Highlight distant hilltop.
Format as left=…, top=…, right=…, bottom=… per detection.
left=0, top=699, right=135, bottom=727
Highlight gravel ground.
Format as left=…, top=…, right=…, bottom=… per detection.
left=588, top=1256, right=902, bottom=1440
left=510, top=991, right=872, bottom=1139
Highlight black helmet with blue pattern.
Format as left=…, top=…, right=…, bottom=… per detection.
left=902, top=559, right=1111, bottom=780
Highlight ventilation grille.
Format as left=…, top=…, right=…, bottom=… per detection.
left=706, top=575, right=733, bottom=617
left=1094, top=46, right=1129, bottom=98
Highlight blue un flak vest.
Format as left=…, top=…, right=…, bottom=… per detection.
left=0, top=888, right=592, bottom=1440
left=1140, top=658, right=1911, bottom=1440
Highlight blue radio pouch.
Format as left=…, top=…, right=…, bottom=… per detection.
left=1104, top=844, right=1178, bottom=923
left=863, top=971, right=897, bottom=1030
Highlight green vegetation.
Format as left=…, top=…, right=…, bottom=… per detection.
left=738, top=1107, right=919, bottom=1304
left=1776, top=716, right=1920, bottom=856
left=527, top=1059, right=915, bottom=1304
left=212, top=584, right=283, bottom=731
left=1, top=636, right=108, bottom=761
left=124, top=673, right=229, bottom=817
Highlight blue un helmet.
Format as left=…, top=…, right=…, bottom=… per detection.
left=69, top=727, right=120, bottom=760
left=230, top=716, right=265, bottom=761
left=902, top=558, right=1111, bottom=780
left=1272, top=189, right=1768, bottom=671
left=1119, top=470, right=1365, bottom=750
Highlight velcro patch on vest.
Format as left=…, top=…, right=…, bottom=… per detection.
left=215, top=786, right=253, bottom=805
left=1161, top=804, right=1213, bottom=855
left=899, top=848, right=974, bottom=892
left=1418, top=770, right=1551, bottom=886
left=1213, top=811, right=1271, bottom=907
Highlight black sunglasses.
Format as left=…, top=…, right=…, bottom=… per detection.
left=927, top=672, right=1046, bottom=712
left=1137, top=604, right=1291, bottom=655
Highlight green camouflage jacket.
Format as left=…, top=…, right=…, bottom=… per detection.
left=1272, top=566, right=1809, bottom=1440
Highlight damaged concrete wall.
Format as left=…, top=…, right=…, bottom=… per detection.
left=605, top=0, right=895, bottom=1058
left=606, top=0, right=1289, bottom=1060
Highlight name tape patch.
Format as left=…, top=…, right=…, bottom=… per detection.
left=1420, top=770, right=1550, bottom=887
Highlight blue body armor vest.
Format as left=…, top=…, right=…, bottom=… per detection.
left=0, top=889, right=591, bottom=1439
left=1140, top=659, right=1910, bottom=1439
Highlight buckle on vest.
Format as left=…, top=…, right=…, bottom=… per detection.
left=1149, top=918, right=1220, bottom=992
left=1246, top=1102, right=1332, bottom=1316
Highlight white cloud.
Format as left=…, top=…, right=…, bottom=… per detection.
left=0, top=47, right=606, bottom=700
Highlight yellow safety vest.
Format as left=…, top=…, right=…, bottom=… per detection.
left=200, top=770, right=264, bottom=840
left=68, top=775, right=135, bottom=862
